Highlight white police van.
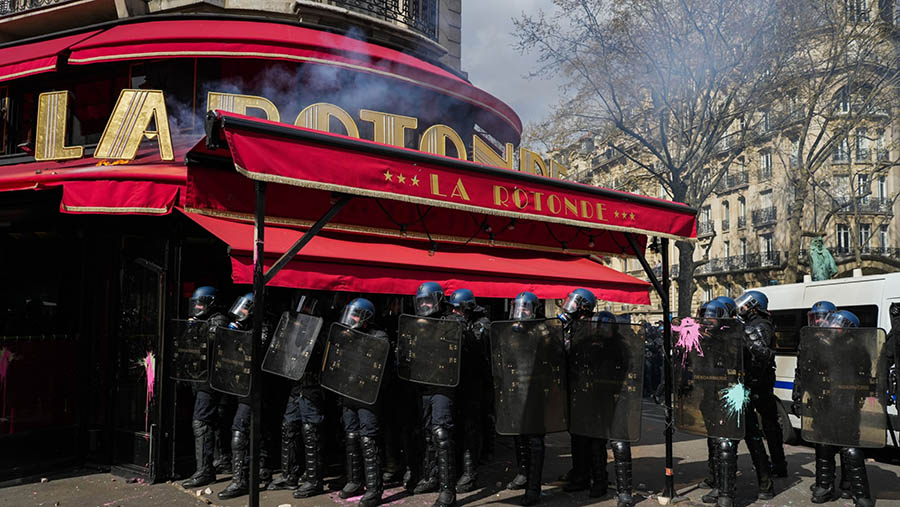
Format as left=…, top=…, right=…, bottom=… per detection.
left=750, top=271, right=899, bottom=448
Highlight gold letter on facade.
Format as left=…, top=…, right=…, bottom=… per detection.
left=359, top=109, right=417, bottom=147
left=35, top=91, right=83, bottom=161
left=419, top=125, right=468, bottom=160
left=295, top=103, right=360, bottom=138
left=472, top=135, right=514, bottom=169
left=207, top=92, right=280, bottom=122
left=519, top=148, right=548, bottom=176
left=550, top=160, right=569, bottom=179
left=95, top=89, right=174, bottom=161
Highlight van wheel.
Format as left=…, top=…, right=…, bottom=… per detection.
left=777, top=399, right=799, bottom=445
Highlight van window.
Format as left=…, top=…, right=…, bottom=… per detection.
left=771, top=309, right=806, bottom=353
left=836, top=305, right=879, bottom=328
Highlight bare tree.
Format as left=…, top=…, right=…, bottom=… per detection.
left=515, top=0, right=796, bottom=315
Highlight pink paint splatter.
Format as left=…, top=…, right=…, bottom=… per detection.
left=672, top=317, right=704, bottom=364
left=136, top=351, right=156, bottom=432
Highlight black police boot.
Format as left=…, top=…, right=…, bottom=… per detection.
left=840, top=458, right=852, bottom=499
left=293, top=423, right=325, bottom=498
left=562, top=435, right=590, bottom=492
left=217, top=431, right=249, bottom=499
left=182, top=420, right=216, bottom=488
left=508, top=436, right=528, bottom=490
left=455, top=449, right=477, bottom=493
left=213, top=410, right=232, bottom=474
left=359, top=436, right=383, bottom=507
left=268, top=421, right=301, bottom=490
left=521, top=437, right=544, bottom=506
left=611, top=441, right=634, bottom=507
left=701, top=439, right=722, bottom=504
left=746, top=435, right=774, bottom=500
left=341, top=431, right=365, bottom=499
left=699, top=438, right=716, bottom=489
left=811, top=444, right=837, bottom=504
left=432, top=427, right=456, bottom=507
left=414, top=430, right=439, bottom=494
left=841, top=448, right=875, bottom=507
left=588, top=438, right=608, bottom=498
left=716, top=440, right=738, bottom=507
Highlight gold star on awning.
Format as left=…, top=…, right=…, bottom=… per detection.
left=411, top=175, right=420, bottom=186
left=383, top=170, right=393, bottom=181
left=397, top=174, right=406, bottom=184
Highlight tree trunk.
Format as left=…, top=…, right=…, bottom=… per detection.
left=784, top=173, right=808, bottom=284
left=675, top=240, right=696, bottom=317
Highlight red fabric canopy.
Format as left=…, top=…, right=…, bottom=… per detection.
left=60, top=180, right=180, bottom=215
left=0, top=31, right=100, bottom=83
left=187, top=112, right=696, bottom=258
left=66, top=19, right=520, bottom=139
left=184, top=211, right=650, bottom=303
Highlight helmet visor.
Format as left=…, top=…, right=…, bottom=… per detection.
left=734, top=293, right=758, bottom=317
left=807, top=309, right=832, bottom=327
left=189, top=295, right=214, bottom=318
left=509, top=299, right=535, bottom=320
left=823, top=312, right=855, bottom=328
left=229, top=296, right=253, bottom=322
left=415, top=292, right=443, bottom=316
left=340, top=305, right=373, bottom=329
left=562, top=293, right=589, bottom=314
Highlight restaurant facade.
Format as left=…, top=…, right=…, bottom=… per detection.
left=0, top=0, right=696, bottom=489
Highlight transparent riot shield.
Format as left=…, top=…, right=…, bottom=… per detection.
left=797, top=326, right=886, bottom=448
left=673, top=318, right=745, bottom=439
left=490, top=319, right=568, bottom=435
left=169, top=319, right=209, bottom=382
left=261, top=311, right=324, bottom=381
left=568, top=320, right=646, bottom=441
left=210, top=326, right=252, bottom=397
left=320, top=323, right=391, bottom=405
left=396, top=314, right=463, bottom=387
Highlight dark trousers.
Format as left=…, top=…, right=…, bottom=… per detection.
left=422, top=393, right=454, bottom=431
left=284, top=388, right=326, bottom=425
left=343, top=405, right=381, bottom=438
left=193, top=389, right=219, bottom=423
left=749, top=384, right=786, bottom=467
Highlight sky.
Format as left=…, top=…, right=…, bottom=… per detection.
left=461, top=1, right=561, bottom=130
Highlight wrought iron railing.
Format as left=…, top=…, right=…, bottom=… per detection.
left=716, top=171, right=749, bottom=192
left=315, top=0, right=439, bottom=40
left=801, top=246, right=899, bottom=260
left=0, top=0, right=72, bottom=16
left=694, top=251, right=782, bottom=275
left=752, top=206, right=777, bottom=226
left=834, top=196, right=894, bottom=215
left=697, top=221, right=715, bottom=237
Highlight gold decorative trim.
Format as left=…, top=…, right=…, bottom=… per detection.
left=68, top=50, right=521, bottom=134
left=0, top=64, right=56, bottom=83
left=232, top=164, right=695, bottom=243
left=62, top=204, right=170, bottom=214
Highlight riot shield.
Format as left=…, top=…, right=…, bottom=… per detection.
left=261, top=311, right=323, bottom=381
left=673, top=318, right=745, bottom=439
left=210, top=326, right=253, bottom=397
left=169, top=319, right=209, bottom=382
left=490, top=319, right=568, bottom=435
left=568, top=320, right=646, bottom=441
left=797, top=327, right=886, bottom=448
left=396, top=314, right=463, bottom=387
left=320, top=323, right=391, bottom=405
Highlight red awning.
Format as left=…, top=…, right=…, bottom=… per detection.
left=60, top=180, right=181, bottom=215
left=183, top=211, right=650, bottom=303
left=187, top=112, right=697, bottom=259
left=0, top=30, right=100, bottom=83
left=66, top=19, right=521, bottom=139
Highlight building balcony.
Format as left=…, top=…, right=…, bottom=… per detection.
left=694, top=251, right=782, bottom=275
left=721, top=219, right=730, bottom=232
left=834, top=196, right=894, bottom=216
left=697, top=221, right=715, bottom=237
left=311, top=0, right=440, bottom=40
left=0, top=0, right=72, bottom=17
left=801, top=246, right=900, bottom=260
left=716, top=171, right=749, bottom=193
left=751, top=206, right=777, bottom=227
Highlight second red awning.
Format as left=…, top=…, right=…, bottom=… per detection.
left=183, top=210, right=650, bottom=304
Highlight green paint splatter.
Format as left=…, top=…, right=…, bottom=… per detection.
left=720, top=382, right=750, bottom=426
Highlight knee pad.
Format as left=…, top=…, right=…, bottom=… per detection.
left=611, top=440, right=630, bottom=461
left=192, top=419, right=211, bottom=437
left=840, top=447, right=865, bottom=464
left=433, top=427, right=452, bottom=449
left=346, top=431, right=359, bottom=443
left=717, top=439, right=737, bottom=459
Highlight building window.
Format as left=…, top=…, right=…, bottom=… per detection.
left=724, top=240, right=731, bottom=258
left=760, top=190, right=773, bottom=209
left=837, top=87, right=851, bottom=114
left=859, top=223, right=871, bottom=248
left=857, top=173, right=870, bottom=199
left=875, top=130, right=888, bottom=160
left=739, top=198, right=746, bottom=218
left=846, top=0, right=869, bottom=21
left=837, top=224, right=850, bottom=251
left=763, top=111, right=770, bottom=131
left=878, top=175, right=886, bottom=199
left=740, top=238, right=747, bottom=257
left=761, top=233, right=774, bottom=256
left=834, top=138, right=850, bottom=162
left=856, top=128, right=870, bottom=161
left=703, top=287, right=714, bottom=302
left=881, top=224, right=889, bottom=248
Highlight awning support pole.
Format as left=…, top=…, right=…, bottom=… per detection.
left=263, top=194, right=353, bottom=284
left=624, top=233, right=677, bottom=502
left=249, top=181, right=267, bottom=507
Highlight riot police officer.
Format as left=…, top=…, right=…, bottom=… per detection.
left=504, top=291, right=546, bottom=506
left=267, top=295, right=323, bottom=494
left=558, top=288, right=608, bottom=498
left=218, top=293, right=271, bottom=499
left=334, top=298, right=390, bottom=507
left=447, top=288, right=490, bottom=495
left=410, top=282, right=459, bottom=507
left=794, top=308, right=874, bottom=507
left=181, top=287, right=232, bottom=489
